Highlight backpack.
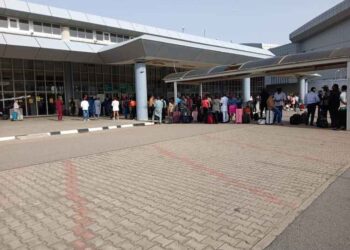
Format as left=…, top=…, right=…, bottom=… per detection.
left=253, top=113, right=259, bottom=121
left=290, top=114, right=301, bottom=125
left=300, top=112, right=308, bottom=124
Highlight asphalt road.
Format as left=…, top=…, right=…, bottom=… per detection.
left=0, top=124, right=234, bottom=171
left=266, top=169, right=350, bottom=250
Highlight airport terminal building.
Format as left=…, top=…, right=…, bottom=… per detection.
left=0, top=0, right=273, bottom=118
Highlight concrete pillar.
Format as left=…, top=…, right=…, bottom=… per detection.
left=174, top=81, right=178, bottom=101
left=242, top=78, right=251, bottom=103
left=299, top=78, right=306, bottom=104
left=199, top=83, right=203, bottom=98
left=135, top=62, right=148, bottom=121
left=347, top=62, right=350, bottom=131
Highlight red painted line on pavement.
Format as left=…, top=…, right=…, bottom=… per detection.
left=153, top=145, right=298, bottom=209
left=203, top=134, right=336, bottom=165
left=65, top=161, right=96, bottom=250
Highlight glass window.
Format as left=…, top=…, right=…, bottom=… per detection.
left=117, top=35, right=124, bottom=42
left=110, top=33, right=117, bottom=43
left=70, top=27, right=77, bottom=37
left=25, top=71, right=34, bottom=81
left=124, top=35, right=129, bottom=40
left=86, top=30, right=93, bottom=39
left=104, top=32, right=110, bottom=41
left=78, top=28, right=85, bottom=38
left=9, top=18, right=18, bottom=28
left=52, top=24, right=61, bottom=35
left=19, top=19, right=29, bottom=31
left=34, top=22, right=42, bottom=32
left=43, top=23, right=52, bottom=34
left=96, top=31, right=103, bottom=41
left=0, top=16, right=7, bottom=28
left=54, top=62, right=63, bottom=72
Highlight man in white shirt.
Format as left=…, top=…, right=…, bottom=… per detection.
left=304, top=87, right=320, bottom=126
left=220, top=94, right=229, bottom=123
left=80, top=97, right=90, bottom=122
left=273, top=88, right=287, bottom=124
left=111, top=97, right=120, bottom=120
left=339, top=85, right=347, bottom=129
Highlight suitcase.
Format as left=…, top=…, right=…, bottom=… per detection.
left=266, top=110, right=274, bottom=125
left=235, top=109, right=243, bottom=124
left=243, top=113, right=251, bottom=124
left=11, top=111, right=18, bottom=121
left=164, top=116, right=173, bottom=124
left=207, top=113, right=215, bottom=124
left=290, top=114, right=302, bottom=125
left=192, top=111, right=198, bottom=122
left=173, top=111, right=181, bottom=123
left=182, top=115, right=193, bottom=123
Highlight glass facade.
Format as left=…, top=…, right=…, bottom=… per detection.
left=72, top=63, right=176, bottom=100
left=0, top=58, right=64, bottom=116
left=0, top=58, right=265, bottom=117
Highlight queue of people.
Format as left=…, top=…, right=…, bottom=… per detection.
left=39, top=84, right=349, bottom=130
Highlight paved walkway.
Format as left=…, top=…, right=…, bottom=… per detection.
left=266, top=169, right=350, bottom=250
left=0, top=124, right=349, bottom=249
left=0, top=117, right=140, bottom=137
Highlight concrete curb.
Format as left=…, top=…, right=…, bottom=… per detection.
left=0, top=122, right=156, bottom=142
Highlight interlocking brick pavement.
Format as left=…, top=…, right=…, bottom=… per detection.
left=0, top=125, right=349, bottom=249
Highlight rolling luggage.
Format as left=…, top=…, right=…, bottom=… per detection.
left=243, top=113, right=251, bottom=124
left=235, top=109, right=243, bottom=124
left=173, top=111, right=181, bottom=123
left=182, top=115, right=193, bottom=123
left=192, top=111, right=198, bottom=122
left=11, top=112, right=18, bottom=121
left=164, top=116, right=173, bottom=124
left=290, top=114, right=302, bottom=125
left=266, top=110, right=274, bottom=125
left=207, top=113, right=215, bottom=124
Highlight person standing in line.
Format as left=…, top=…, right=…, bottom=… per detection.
left=212, top=95, right=221, bottom=123
left=69, top=98, right=76, bottom=116
left=94, top=97, right=101, bottom=119
left=129, top=97, right=136, bottom=120
left=260, top=88, right=269, bottom=118
left=148, top=95, right=155, bottom=118
left=153, top=96, right=164, bottom=123
left=201, top=95, right=210, bottom=123
left=228, top=95, right=238, bottom=122
left=161, top=96, right=167, bottom=119
left=319, top=86, right=330, bottom=118
left=339, top=85, right=347, bottom=130
left=273, top=88, right=287, bottom=124
left=304, top=87, right=320, bottom=126
left=55, top=96, right=64, bottom=121
left=329, top=84, right=341, bottom=130
left=167, top=98, right=175, bottom=117
left=220, top=94, right=229, bottom=123
left=112, top=97, right=120, bottom=121
left=81, top=97, right=89, bottom=122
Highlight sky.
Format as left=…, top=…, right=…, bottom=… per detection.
left=28, top=0, right=343, bottom=45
